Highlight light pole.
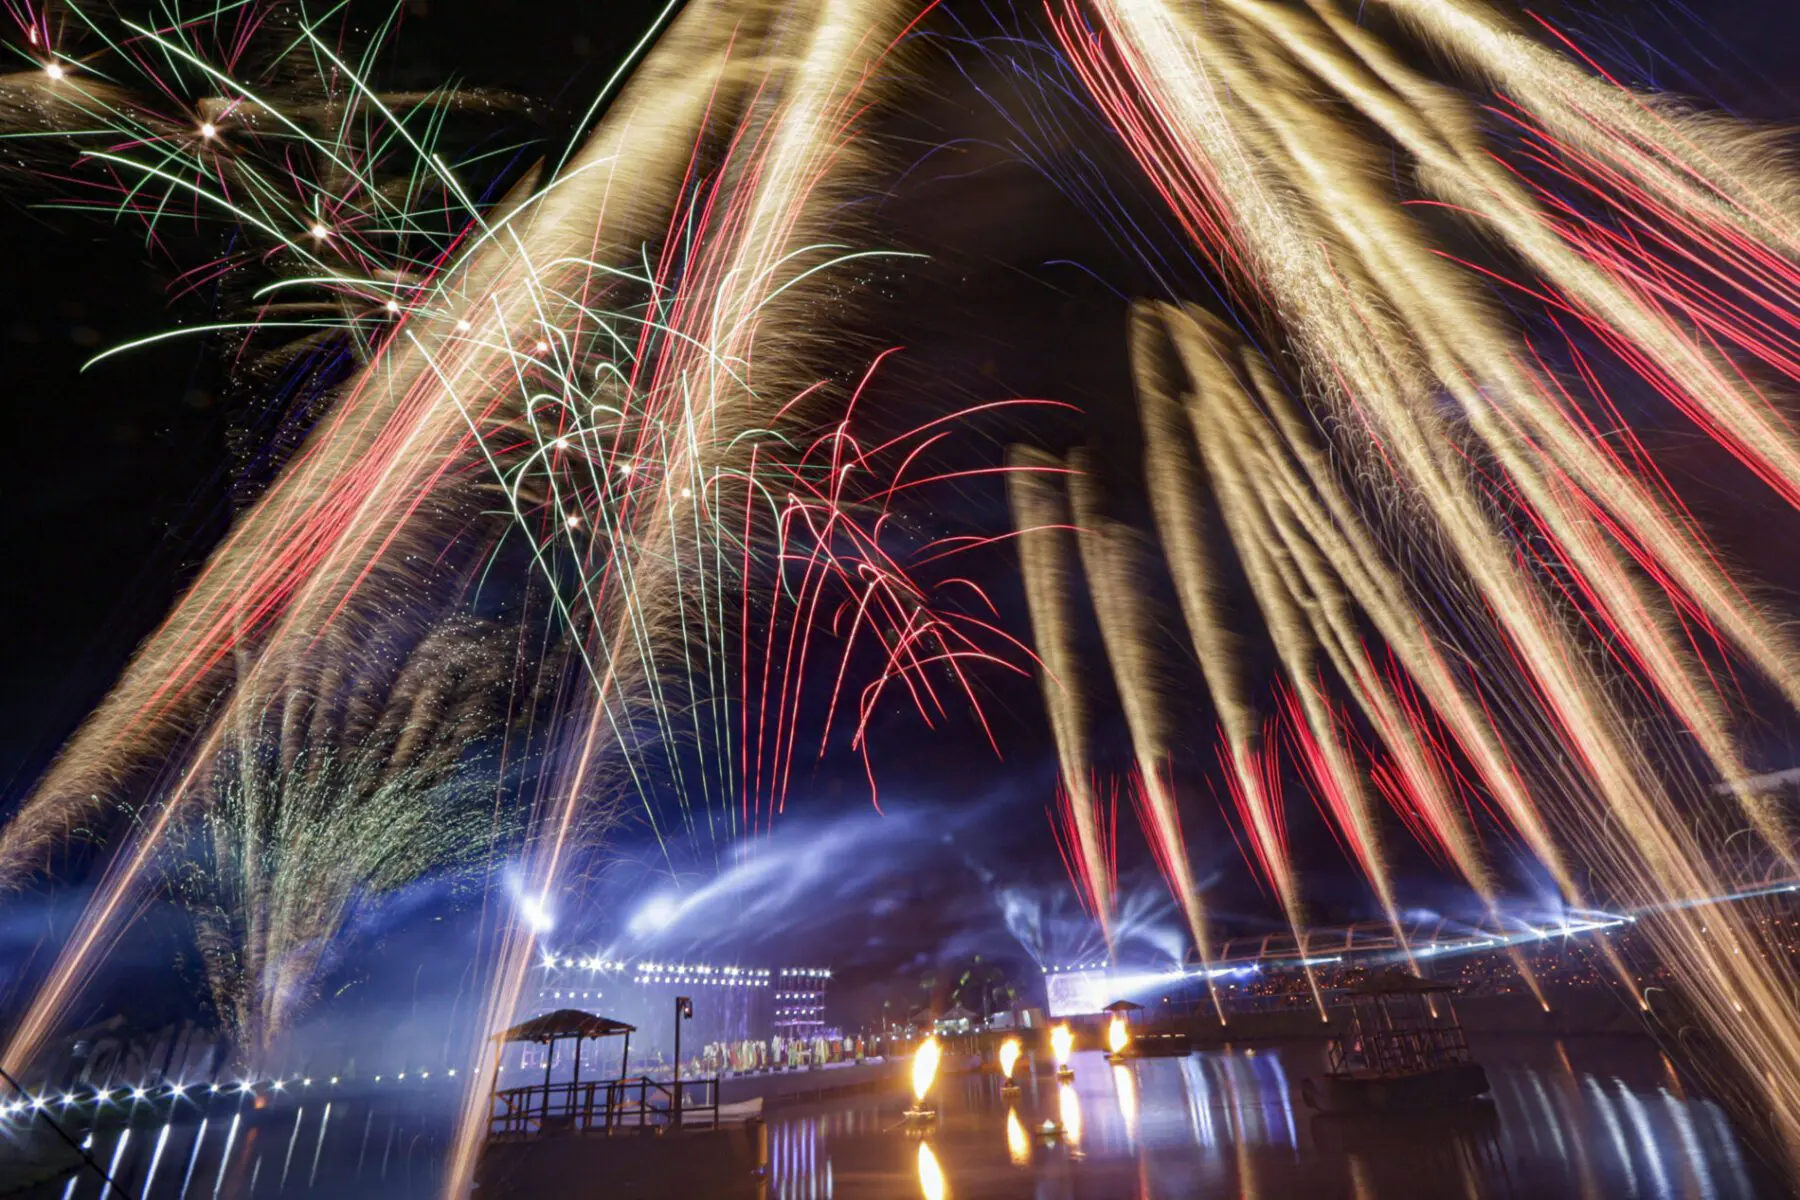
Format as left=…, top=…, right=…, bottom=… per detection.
left=673, top=996, right=693, bottom=1123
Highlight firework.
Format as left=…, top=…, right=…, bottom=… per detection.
left=177, top=617, right=513, bottom=1056
left=1053, top=0, right=1800, bottom=1163
left=11, top=0, right=1800, bottom=1182
left=0, top=2, right=1026, bottom=1137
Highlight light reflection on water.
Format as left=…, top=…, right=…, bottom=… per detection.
left=16, top=1040, right=1773, bottom=1198
left=757, top=1041, right=1770, bottom=1199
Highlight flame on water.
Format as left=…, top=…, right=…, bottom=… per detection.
left=1005, top=1107, right=1030, bottom=1166
left=912, top=1036, right=942, bottom=1103
left=1107, top=1014, right=1130, bottom=1055
left=997, top=1037, right=1022, bottom=1081
left=917, top=1140, right=949, bottom=1200
left=1059, top=1080, right=1083, bottom=1146
left=1050, top=1023, right=1074, bottom=1067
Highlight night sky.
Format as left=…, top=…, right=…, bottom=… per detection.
left=7, top=0, right=1800, bottom=1019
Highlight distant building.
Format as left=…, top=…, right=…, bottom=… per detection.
left=529, top=954, right=834, bottom=1060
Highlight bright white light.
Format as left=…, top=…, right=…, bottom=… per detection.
left=132, top=1087, right=147, bottom=1101
left=385, top=300, right=400, bottom=315
left=208, top=1084, right=220, bottom=1094
left=61, top=1093, right=75, bottom=1105
left=329, top=1077, right=339, bottom=1086
left=171, top=1084, right=187, bottom=1097
left=533, top=340, right=549, bottom=355
left=44, top=61, right=65, bottom=80
left=454, top=319, right=472, bottom=333
left=309, top=222, right=330, bottom=240
left=302, top=1078, right=312, bottom=1087
left=271, top=1080, right=285, bottom=1092
left=520, top=894, right=554, bottom=934
left=199, top=122, right=217, bottom=140
left=629, top=893, right=681, bottom=938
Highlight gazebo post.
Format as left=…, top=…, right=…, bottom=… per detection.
left=572, top=1033, right=583, bottom=1128
left=543, top=1035, right=555, bottom=1124
left=620, top=1031, right=630, bottom=1081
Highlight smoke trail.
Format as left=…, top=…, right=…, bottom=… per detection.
left=1066, top=452, right=1221, bottom=1018
left=1008, top=447, right=1114, bottom=940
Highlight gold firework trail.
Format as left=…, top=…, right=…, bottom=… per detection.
left=1067, top=451, right=1222, bottom=1019
left=1009, top=446, right=1114, bottom=941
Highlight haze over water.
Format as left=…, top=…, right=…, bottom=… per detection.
left=17, top=1038, right=1774, bottom=1198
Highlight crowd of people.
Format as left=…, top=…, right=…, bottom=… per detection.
left=697, top=1032, right=902, bottom=1077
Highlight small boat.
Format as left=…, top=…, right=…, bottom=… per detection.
left=1301, top=972, right=1489, bottom=1115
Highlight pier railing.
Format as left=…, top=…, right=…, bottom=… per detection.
left=488, top=1074, right=721, bottom=1138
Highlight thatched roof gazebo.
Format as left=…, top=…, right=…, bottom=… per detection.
left=495, top=1009, right=636, bottom=1093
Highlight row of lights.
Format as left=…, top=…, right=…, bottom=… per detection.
left=537, top=953, right=781, bottom=979
left=0, top=1068, right=466, bottom=1117
left=642, top=962, right=769, bottom=977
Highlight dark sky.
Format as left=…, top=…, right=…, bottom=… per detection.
left=6, top=0, right=1800, bottom=957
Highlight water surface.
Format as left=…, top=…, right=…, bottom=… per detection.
left=17, top=1039, right=1774, bottom=1198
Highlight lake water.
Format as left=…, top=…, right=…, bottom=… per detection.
left=16, top=1039, right=1778, bottom=1198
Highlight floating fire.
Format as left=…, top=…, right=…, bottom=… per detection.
left=1051, top=1023, right=1075, bottom=1080
left=912, top=1036, right=942, bottom=1103
left=1107, top=1015, right=1130, bottom=1056
left=997, top=1037, right=1021, bottom=1084
left=906, top=1036, right=942, bottom=1124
